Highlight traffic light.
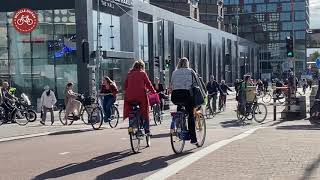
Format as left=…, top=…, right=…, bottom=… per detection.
left=286, top=36, right=294, bottom=58
left=165, top=59, right=171, bottom=69
left=154, top=56, right=160, bottom=67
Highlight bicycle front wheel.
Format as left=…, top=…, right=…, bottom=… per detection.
left=59, top=108, right=67, bottom=125
left=81, top=107, right=90, bottom=125
left=262, top=93, right=272, bottom=103
left=130, top=131, right=141, bottom=153
left=109, top=106, right=119, bottom=128
left=195, top=113, right=206, bottom=147
left=90, top=107, right=103, bottom=130
left=253, top=103, right=267, bottom=123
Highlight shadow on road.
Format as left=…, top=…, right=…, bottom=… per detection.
left=48, top=129, right=94, bottom=136
left=151, top=133, right=170, bottom=139
left=220, top=120, right=250, bottom=128
left=33, top=150, right=133, bottom=180
left=276, top=125, right=320, bottom=130
left=300, top=155, right=320, bottom=180
left=95, top=153, right=190, bottom=180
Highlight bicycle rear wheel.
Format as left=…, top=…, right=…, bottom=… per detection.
left=129, top=131, right=141, bottom=153
left=90, top=107, right=103, bottom=130
left=170, top=117, right=185, bottom=154
left=253, top=103, right=267, bottom=123
left=109, top=106, right=119, bottom=128
left=14, top=110, right=28, bottom=126
left=310, top=103, right=320, bottom=125
left=26, top=109, right=37, bottom=122
left=58, top=108, right=68, bottom=125
left=195, top=113, right=206, bottom=147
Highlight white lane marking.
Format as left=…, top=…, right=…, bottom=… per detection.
left=59, top=152, right=70, bottom=155
left=120, top=137, right=128, bottom=140
left=0, top=127, right=93, bottom=143
left=144, top=127, right=262, bottom=180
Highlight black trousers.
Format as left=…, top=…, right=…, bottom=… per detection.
left=171, top=89, right=196, bottom=141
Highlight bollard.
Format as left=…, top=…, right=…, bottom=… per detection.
left=273, top=93, right=276, bottom=121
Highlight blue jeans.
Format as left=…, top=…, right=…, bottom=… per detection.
left=102, top=95, right=116, bottom=120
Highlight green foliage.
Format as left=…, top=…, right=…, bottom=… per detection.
left=310, top=51, right=320, bottom=62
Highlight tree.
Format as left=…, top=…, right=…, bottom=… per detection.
left=310, top=51, right=320, bottom=62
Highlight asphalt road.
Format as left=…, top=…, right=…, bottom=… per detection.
left=0, top=90, right=319, bottom=180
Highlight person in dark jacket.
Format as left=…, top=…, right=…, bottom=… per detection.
left=153, top=77, right=167, bottom=112
left=263, top=79, right=269, bottom=92
left=206, top=75, right=222, bottom=113
left=219, top=80, right=233, bottom=111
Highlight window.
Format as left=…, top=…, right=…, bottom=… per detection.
left=267, top=4, right=277, bottom=12
left=256, top=4, right=267, bottom=12
left=282, top=22, right=291, bottom=30
left=293, top=21, right=305, bottom=30
left=255, top=0, right=264, bottom=3
left=244, top=5, right=252, bottom=12
left=255, top=14, right=265, bottom=22
left=280, top=12, right=290, bottom=21
left=295, top=12, right=305, bottom=20
left=255, top=33, right=265, bottom=41
left=269, top=13, right=280, bottom=21
left=269, top=32, right=280, bottom=41
left=295, top=31, right=305, bottom=39
left=269, top=0, right=278, bottom=2
left=138, top=22, right=149, bottom=62
left=267, top=23, right=279, bottom=31
left=281, top=3, right=291, bottom=11
left=294, top=2, right=305, bottom=11
left=244, top=0, right=253, bottom=3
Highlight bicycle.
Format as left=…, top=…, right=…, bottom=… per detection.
left=58, top=94, right=94, bottom=126
left=236, top=96, right=268, bottom=124
left=89, top=96, right=120, bottom=130
left=218, top=93, right=227, bottom=112
left=152, top=103, right=162, bottom=125
left=128, top=102, right=150, bottom=153
left=0, top=100, right=28, bottom=126
left=170, top=104, right=206, bottom=154
left=309, top=99, right=320, bottom=125
left=205, top=93, right=216, bottom=119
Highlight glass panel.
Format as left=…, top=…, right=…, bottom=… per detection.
left=280, top=12, right=290, bottom=21
left=295, top=12, right=305, bottom=21
left=267, top=4, right=277, bottom=12
left=256, top=4, right=267, bottom=13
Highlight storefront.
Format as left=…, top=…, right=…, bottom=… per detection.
left=0, top=0, right=258, bottom=106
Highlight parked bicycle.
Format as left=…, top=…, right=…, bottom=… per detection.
left=128, top=102, right=151, bottom=153
left=236, top=97, right=268, bottom=124
left=58, top=94, right=94, bottom=126
left=89, top=96, right=120, bottom=130
left=170, top=105, right=206, bottom=154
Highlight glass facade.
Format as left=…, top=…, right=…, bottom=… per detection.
left=225, top=0, right=309, bottom=78
left=0, top=10, right=77, bottom=102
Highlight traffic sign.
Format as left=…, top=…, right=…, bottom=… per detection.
left=316, top=57, right=320, bottom=69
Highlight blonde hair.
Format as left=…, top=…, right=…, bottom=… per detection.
left=177, top=57, right=189, bottom=69
left=132, top=60, right=145, bottom=70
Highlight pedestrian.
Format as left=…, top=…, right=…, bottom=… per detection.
left=99, top=76, right=118, bottom=122
left=263, top=79, right=268, bottom=92
left=64, top=82, right=81, bottom=125
left=40, top=86, right=57, bottom=125
left=123, top=60, right=156, bottom=135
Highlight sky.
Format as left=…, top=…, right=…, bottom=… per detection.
left=310, top=0, right=320, bottom=29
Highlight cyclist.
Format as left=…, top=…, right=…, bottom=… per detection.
left=263, top=79, right=269, bottom=93
left=206, top=75, right=221, bottom=114
left=153, top=77, right=166, bottom=113
left=123, top=60, right=156, bottom=135
left=219, top=80, right=232, bottom=111
left=256, top=79, right=264, bottom=95
left=302, top=79, right=308, bottom=94
left=170, top=57, right=205, bottom=145
left=1, top=82, right=18, bottom=123
left=64, top=82, right=81, bottom=124
left=238, top=74, right=253, bottom=114
left=99, top=76, right=118, bottom=122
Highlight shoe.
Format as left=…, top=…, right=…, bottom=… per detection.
left=51, top=121, right=54, bottom=125
left=40, top=121, right=45, bottom=125
left=190, top=139, right=198, bottom=145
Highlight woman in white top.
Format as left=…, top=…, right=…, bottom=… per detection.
left=170, top=57, right=200, bottom=144
left=40, top=86, right=57, bottom=125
